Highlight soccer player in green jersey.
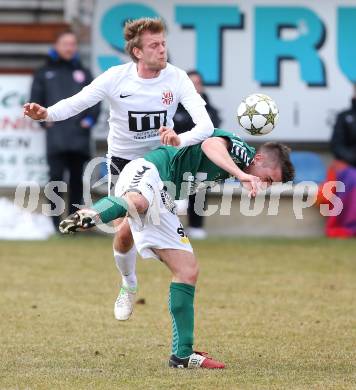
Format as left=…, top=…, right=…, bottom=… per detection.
left=59, top=129, right=295, bottom=369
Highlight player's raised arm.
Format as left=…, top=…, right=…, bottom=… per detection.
left=201, top=137, right=262, bottom=198
left=175, top=72, right=214, bottom=148
left=25, top=66, right=114, bottom=123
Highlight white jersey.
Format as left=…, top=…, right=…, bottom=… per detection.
left=46, top=62, right=213, bottom=160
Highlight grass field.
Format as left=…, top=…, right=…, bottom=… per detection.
left=0, top=236, right=355, bottom=390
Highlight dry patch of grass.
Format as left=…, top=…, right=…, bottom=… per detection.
left=0, top=236, right=355, bottom=389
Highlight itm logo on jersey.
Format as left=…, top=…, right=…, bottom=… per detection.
left=162, top=90, right=173, bottom=105
left=128, top=110, right=167, bottom=132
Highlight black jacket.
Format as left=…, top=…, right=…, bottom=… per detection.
left=30, top=50, right=101, bottom=157
left=331, top=98, right=356, bottom=166
left=173, top=92, right=221, bottom=135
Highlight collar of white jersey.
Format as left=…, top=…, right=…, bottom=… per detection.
left=130, top=61, right=170, bottom=83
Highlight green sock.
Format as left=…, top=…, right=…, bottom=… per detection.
left=169, top=282, right=195, bottom=358
left=92, top=196, right=128, bottom=224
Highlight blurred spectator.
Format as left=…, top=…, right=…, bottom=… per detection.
left=331, top=84, right=356, bottom=167
left=30, top=31, right=101, bottom=230
left=174, top=71, right=221, bottom=239
left=318, top=85, right=356, bottom=237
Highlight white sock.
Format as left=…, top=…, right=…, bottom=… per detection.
left=113, top=245, right=137, bottom=290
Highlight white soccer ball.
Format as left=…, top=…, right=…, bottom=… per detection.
left=237, top=93, right=279, bottom=136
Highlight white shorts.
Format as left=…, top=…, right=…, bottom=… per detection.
left=114, top=159, right=193, bottom=260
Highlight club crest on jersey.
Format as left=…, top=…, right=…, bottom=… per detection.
left=162, top=90, right=173, bottom=105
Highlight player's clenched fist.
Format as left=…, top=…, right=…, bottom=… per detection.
left=159, top=126, right=180, bottom=147
left=23, top=102, right=48, bottom=121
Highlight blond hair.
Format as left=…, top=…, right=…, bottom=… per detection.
left=124, top=18, right=166, bottom=62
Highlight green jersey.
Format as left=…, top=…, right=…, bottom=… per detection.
left=144, top=129, right=256, bottom=199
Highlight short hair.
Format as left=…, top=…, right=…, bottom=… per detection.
left=124, top=18, right=166, bottom=62
left=187, top=70, right=202, bottom=79
left=259, top=142, right=295, bottom=183
left=55, top=29, right=76, bottom=43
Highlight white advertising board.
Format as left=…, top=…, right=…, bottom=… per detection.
left=91, top=0, right=356, bottom=142
left=0, top=75, right=48, bottom=187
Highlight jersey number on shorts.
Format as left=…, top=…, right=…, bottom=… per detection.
left=177, top=224, right=187, bottom=238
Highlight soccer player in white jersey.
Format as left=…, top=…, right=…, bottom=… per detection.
left=24, top=18, right=214, bottom=321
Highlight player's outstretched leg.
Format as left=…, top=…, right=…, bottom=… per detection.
left=58, top=195, right=129, bottom=234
